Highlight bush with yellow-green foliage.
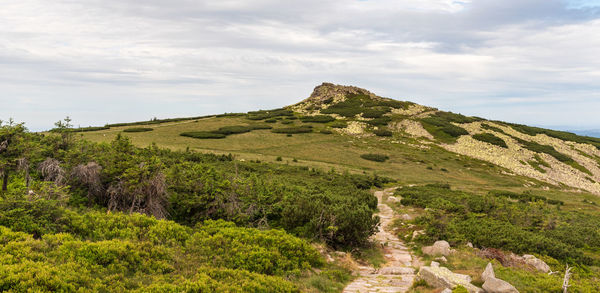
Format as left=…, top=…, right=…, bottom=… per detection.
left=0, top=201, right=320, bottom=292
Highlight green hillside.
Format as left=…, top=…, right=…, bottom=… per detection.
left=3, top=83, right=600, bottom=291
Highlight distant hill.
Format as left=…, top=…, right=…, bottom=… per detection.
left=572, top=129, right=600, bottom=138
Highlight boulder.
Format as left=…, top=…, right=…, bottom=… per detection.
left=467, top=242, right=474, bottom=248
left=418, top=263, right=483, bottom=293
left=435, top=256, right=448, bottom=263
left=441, top=289, right=453, bottom=293
left=522, top=254, right=550, bottom=273
left=482, top=277, right=519, bottom=293
left=422, top=240, right=454, bottom=256
left=480, top=263, right=519, bottom=293
left=481, top=262, right=495, bottom=282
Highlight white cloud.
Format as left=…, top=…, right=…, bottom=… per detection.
left=0, top=0, right=599, bottom=130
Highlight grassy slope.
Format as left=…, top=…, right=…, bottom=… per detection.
left=81, top=117, right=535, bottom=193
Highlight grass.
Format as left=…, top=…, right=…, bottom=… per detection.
left=79, top=116, right=537, bottom=194
left=272, top=126, right=313, bottom=134
left=82, top=109, right=597, bottom=202
left=353, top=244, right=386, bottom=268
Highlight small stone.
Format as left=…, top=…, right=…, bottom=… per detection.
left=435, top=256, right=448, bottom=263
left=467, top=242, right=474, bottom=248
left=334, top=251, right=347, bottom=257
left=412, top=230, right=425, bottom=240
left=400, top=213, right=412, bottom=221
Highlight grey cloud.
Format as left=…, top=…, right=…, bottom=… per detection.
left=1, top=0, right=600, bottom=131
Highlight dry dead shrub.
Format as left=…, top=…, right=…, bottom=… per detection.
left=71, top=162, right=104, bottom=203
left=477, top=247, right=528, bottom=269
left=106, top=172, right=168, bottom=219
left=38, top=158, right=65, bottom=185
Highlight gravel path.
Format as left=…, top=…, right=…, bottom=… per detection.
left=343, top=188, right=416, bottom=293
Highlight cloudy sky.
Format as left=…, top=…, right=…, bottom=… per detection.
left=1, top=0, right=600, bottom=131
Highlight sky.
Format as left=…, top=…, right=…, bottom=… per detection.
left=1, top=0, right=600, bottom=131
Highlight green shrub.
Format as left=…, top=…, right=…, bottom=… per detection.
left=320, top=129, right=333, bottom=134
left=265, top=119, right=278, bottom=123
left=70, top=126, right=110, bottom=132
left=360, top=153, right=389, bottom=162
left=123, top=127, right=153, bottom=133
left=250, top=124, right=273, bottom=130
left=185, top=220, right=321, bottom=276
left=508, top=123, right=600, bottom=150
left=528, top=154, right=550, bottom=173
left=215, top=112, right=246, bottom=117
left=481, top=123, right=506, bottom=134
left=106, top=115, right=213, bottom=128
left=513, top=138, right=592, bottom=174
left=420, top=116, right=469, bottom=142
left=247, top=109, right=294, bottom=120
left=398, top=186, right=596, bottom=265
left=320, top=94, right=407, bottom=118
left=472, top=133, right=508, bottom=148
left=328, top=121, right=348, bottom=128
left=362, top=108, right=389, bottom=118
left=211, top=126, right=253, bottom=135
left=321, top=95, right=366, bottom=117
left=281, top=120, right=294, bottom=124
left=271, top=127, right=313, bottom=134
left=378, top=99, right=413, bottom=109
left=431, top=111, right=481, bottom=124
left=180, top=132, right=226, bottom=139
left=299, top=115, right=335, bottom=123
left=276, top=156, right=283, bottom=161
left=373, top=128, right=393, bottom=137
left=366, top=117, right=391, bottom=126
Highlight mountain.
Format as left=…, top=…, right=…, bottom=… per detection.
left=82, top=82, right=600, bottom=196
